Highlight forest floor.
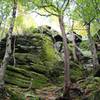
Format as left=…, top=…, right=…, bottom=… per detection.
left=35, top=86, right=62, bottom=100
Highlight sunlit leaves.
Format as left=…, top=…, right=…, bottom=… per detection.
left=14, top=15, right=36, bottom=34
left=17, top=2, right=25, bottom=14
left=0, top=0, right=12, bottom=23
left=91, top=20, right=100, bottom=36
left=32, top=0, right=70, bottom=16
left=18, top=0, right=28, bottom=7
left=0, top=0, right=12, bottom=39
left=75, top=0, right=100, bottom=23
left=73, top=21, right=87, bottom=36
left=71, top=0, right=100, bottom=36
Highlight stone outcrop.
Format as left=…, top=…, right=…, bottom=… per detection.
left=0, top=26, right=63, bottom=99
left=0, top=26, right=87, bottom=99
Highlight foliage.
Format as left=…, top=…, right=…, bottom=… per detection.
left=14, top=15, right=36, bottom=34
left=80, top=40, right=89, bottom=50
left=72, top=0, right=100, bottom=23
left=91, top=20, right=100, bottom=36
left=0, top=0, right=12, bottom=39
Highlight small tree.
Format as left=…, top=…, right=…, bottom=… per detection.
left=70, top=20, right=78, bottom=61
left=32, top=0, right=71, bottom=98
left=0, top=0, right=17, bottom=98
left=73, top=0, right=99, bottom=68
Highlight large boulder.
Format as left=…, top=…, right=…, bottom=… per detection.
left=0, top=26, right=86, bottom=99
left=0, top=26, right=62, bottom=99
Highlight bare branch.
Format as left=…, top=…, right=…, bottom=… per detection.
left=43, top=0, right=56, bottom=11
left=63, top=0, right=70, bottom=12
left=61, top=0, right=67, bottom=9
left=44, top=7, right=58, bottom=16
left=55, top=0, right=60, bottom=10
left=89, top=17, right=95, bottom=23
left=33, top=11, right=52, bottom=17
left=44, top=0, right=58, bottom=16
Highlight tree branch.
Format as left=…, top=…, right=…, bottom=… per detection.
left=63, top=0, right=70, bottom=12
left=44, top=7, right=58, bottom=16
left=33, top=11, right=52, bottom=17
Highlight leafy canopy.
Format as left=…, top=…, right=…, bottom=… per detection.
left=73, top=0, right=100, bottom=23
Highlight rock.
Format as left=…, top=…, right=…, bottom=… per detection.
left=0, top=26, right=86, bottom=99
left=0, top=26, right=62, bottom=99
left=58, top=61, right=84, bottom=84
left=78, top=76, right=100, bottom=100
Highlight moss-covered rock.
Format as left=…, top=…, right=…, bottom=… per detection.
left=6, top=65, right=49, bottom=89
left=6, top=85, right=40, bottom=100
left=15, top=53, right=43, bottom=65
left=0, top=26, right=63, bottom=99
left=58, top=61, right=84, bottom=84
left=79, top=76, right=100, bottom=100
left=0, top=26, right=87, bottom=99
left=70, top=61, right=84, bottom=82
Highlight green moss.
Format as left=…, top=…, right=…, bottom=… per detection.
left=6, top=65, right=49, bottom=89
left=97, top=51, right=100, bottom=60
left=6, top=85, right=40, bottom=100
left=40, top=36, right=57, bottom=62
left=58, top=62, right=84, bottom=83
left=15, top=64, right=48, bottom=74
left=39, top=35, right=61, bottom=71
left=80, top=40, right=89, bottom=50
left=6, top=70, right=30, bottom=81
left=5, top=74, right=30, bottom=88
left=7, top=65, right=31, bottom=77
left=70, top=62, right=84, bottom=82
left=15, top=53, right=43, bottom=65
left=70, top=67, right=83, bottom=82
left=0, top=59, right=2, bottom=63
left=15, top=34, right=60, bottom=70
left=30, top=71, right=49, bottom=88
left=58, top=76, right=64, bottom=85
left=93, top=90, right=100, bottom=100
left=32, top=78, right=49, bottom=89
left=31, top=63, right=49, bottom=74
left=79, top=77, right=100, bottom=100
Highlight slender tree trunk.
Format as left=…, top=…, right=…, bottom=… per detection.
left=72, top=31, right=77, bottom=61
left=0, top=22, right=2, bottom=28
left=0, top=0, right=17, bottom=98
left=71, top=21, right=77, bottom=61
left=86, top=23, right=99, bottom=68
left=73, top=33, right=77, bottom=61
left=58, top=15, right=70, bottom=98
left=12, top=35, right=16, bottom=67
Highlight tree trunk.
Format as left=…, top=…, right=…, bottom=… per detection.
left=71, top=21, right=77, bottom=61
left=86, top=23, right=99, bottom=69
left=12, top=35, right=16, bottom=67
left=58, top=15, right=70, bottom=98
left=72, top=31, right=78, bottom=61
left=0, top=0, right=17, bottom=98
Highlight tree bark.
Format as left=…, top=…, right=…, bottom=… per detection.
left=86, top=23, right=99, bottom=69
left=0, top=0, right=17, bottom=98
left=72, top=31, right=78, bottom=61
left=58, top=15, right=70, bottom=98
left=12, top=35, right=16, bottom=67
left=71, top=21, right=77, bottom=61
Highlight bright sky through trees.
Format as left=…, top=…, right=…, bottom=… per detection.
left=31, top=12, right=87, bottom=37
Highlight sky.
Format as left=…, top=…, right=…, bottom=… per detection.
left=31, top=13, right=61, bottom=32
